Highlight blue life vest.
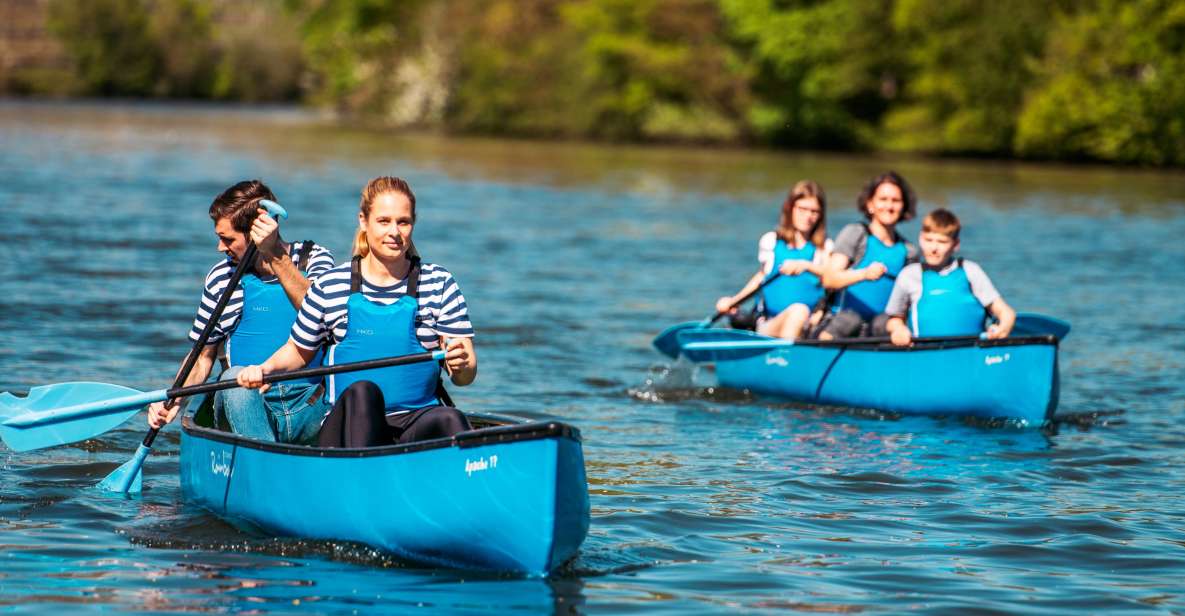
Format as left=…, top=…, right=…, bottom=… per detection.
left=761, top=238, right=823, bottom=317
left=327, top=257, right=440, bottom=413
left=836, top=227, right=909, bottom=320
left=912, top=258, right=987, bottom=337
left=226, top=244, right=322, bottom=385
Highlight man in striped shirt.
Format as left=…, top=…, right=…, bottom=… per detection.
left=147, top=180, right=335, bottom=444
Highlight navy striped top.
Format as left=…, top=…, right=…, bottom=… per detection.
left=290, top=260, right=475, bottom=352
left=188, top=241, right=335, bottom=344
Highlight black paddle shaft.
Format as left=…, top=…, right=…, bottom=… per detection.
left=710, top=272, right=783, bottom=324
left=143, top=242, right=260, bottom=448
left=162, top=351, right=442, bottom=399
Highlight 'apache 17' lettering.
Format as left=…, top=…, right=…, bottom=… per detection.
left=465, top=455, right=499, bottom=477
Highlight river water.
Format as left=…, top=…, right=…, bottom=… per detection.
left=1, top=101, right=1183, bottom=614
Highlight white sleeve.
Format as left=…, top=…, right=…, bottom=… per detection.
left=884, top=264, right=921, bottom=317
left=962, top=260, right=1001, bottom=307
left=757, top=232, right=777, bottom=274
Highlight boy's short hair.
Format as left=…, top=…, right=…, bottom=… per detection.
left=922, top=208, right=961, bottom=240
left=209, top=180, right=276, bottom=233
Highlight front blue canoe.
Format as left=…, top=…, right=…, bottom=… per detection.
left=179, top=411, right=589, bottom=576
left=679, top=329, right=1059, bottom=426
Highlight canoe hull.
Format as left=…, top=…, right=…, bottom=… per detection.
left=180, top=415, right=589, bottom=576
left=685, top=330, right=1059, bottom=425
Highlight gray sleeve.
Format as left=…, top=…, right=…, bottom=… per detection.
left=884, top=263, right=922, bottom=317
left=833, top=224, right=867, bottom=263
left=962, top=260, right=1001, bottom=307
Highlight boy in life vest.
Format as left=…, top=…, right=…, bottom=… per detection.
left=884, top=208, right=1016, bottom=346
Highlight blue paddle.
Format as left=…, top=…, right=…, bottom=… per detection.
left=1, top=350, right=446, bottom=454
left=1013, top=312, right=1071, bottom=340
left=89, top=199, right=288, bottom=493
left=652, top=272, right=782, bottom=358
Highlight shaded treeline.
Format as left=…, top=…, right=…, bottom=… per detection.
left=4, top=0, right=1183, bottom=166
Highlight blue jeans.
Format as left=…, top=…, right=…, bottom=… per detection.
left=214, top=366, right=328, bottom=444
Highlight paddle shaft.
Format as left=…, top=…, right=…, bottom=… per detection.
left=5, top=350, right=446, bottom=428
left=710, top=272, right=782, bottom=324
left=143, top=241, right=261, bottom=448
left=166, top=350, right=445, bottom=399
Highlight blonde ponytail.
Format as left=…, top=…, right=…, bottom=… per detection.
left=352, top=228, right=370, bottom=258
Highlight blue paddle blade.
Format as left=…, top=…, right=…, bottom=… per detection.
left=0, top=382, right=150, bottom=452
left=1013, top=313, right=1071, bottom=340
left=97, top=443, right=149, bottom=494
left=675, top=328, right=784, bottom=362
left=652, top=320, right=711, bottom=358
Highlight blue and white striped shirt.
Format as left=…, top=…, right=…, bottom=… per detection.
left=189, top=241, right=335, bottom=344
left=290, top=261, right=475, bottom=352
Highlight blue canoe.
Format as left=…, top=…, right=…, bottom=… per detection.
left=673, top=328, right=1059, bottom=426
left=179, top=402, right=590, bottom=576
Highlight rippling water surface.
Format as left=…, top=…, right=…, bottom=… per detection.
left=2, top=101, right=1184, bottom=613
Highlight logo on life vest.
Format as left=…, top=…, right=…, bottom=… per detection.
left=354, top=328, right=375, bottom=336
left=928, top=289, right=950, bottom=296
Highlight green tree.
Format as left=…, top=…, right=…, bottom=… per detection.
left=719, top=0, right=902, bottom=148
left=882, top=0, right=1057, bottom=155
left=1015, top=0, right=1185, bottom=165
left=47, top=0, right=162, bottom=95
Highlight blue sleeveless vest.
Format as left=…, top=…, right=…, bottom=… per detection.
left=912, top=259, right=986, bottom=337
left=761, top=238, right=823, bottom=317
left=836, top=227, right=908, bottom=320
left=327, top=257, right=440, bottom=413
left=226, top=245, right=322, bottom=385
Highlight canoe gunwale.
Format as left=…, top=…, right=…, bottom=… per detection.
left=734, top=333, right=1058, bottom=352
left=179, top=412, right=581, bottom=459
left=805, top=334, right=1058, bottom=351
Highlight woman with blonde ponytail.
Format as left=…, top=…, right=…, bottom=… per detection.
left=235, top=176, right=478, bottom=447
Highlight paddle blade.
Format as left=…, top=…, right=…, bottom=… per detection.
left=681, top=339, right=793, bottom=363
left=652, top=321, right=701, bottom=358
left=1013, top=313, right=1071, bottom=340
left=0, top=382, right=149, bottom=452
left=97, top=443, right=149, bottom=494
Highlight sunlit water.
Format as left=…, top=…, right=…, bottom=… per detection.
left=1, top=100, right=1184, bottom=613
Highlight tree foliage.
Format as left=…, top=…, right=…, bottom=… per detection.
left=29, top=0, right=1185, bottom=165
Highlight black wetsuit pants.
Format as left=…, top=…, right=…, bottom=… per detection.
left=316, top=380, right=471, bottom=448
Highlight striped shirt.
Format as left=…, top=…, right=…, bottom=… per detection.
left=188, top=241, right=335, bottom=344
left=290, top=260, right=475, bottom=352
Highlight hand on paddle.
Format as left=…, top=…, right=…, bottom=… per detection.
left=863, top=262, right=888, bottom=281
left=715, top=296, right=738, bottom=314
left=147, top=399, right=182, bottom=429
left=236, top=365, right=271, bottom=394
left=250, top=208, right=282, bottom=262
left=442, top=337, right=477, bottom=386
left=778, top=259, right=812, bottom=276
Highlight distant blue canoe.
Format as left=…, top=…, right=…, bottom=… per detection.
left=179, top=405, right=589, bottom=576
left=674, top=328, right=1060, bottom=426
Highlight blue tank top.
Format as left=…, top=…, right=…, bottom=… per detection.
left=912, top=259, right=986, bottom=337
left=836, top=227, right=909, bottom=320
left=226, top=247, right=323, bottom=385
left=761, top=238, right=823, bottom=317
left=327, top=257, right=440, bottom=413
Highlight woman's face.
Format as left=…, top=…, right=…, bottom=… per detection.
left=790, top=196, right=822, bottom=235
left=360, top=191, right=415, bottom=262
left=865, top=182, right=904, bottom=226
